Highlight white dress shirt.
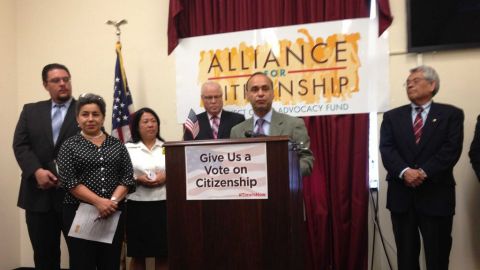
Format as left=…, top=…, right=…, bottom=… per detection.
left=126, top=139, right=166, bottom=201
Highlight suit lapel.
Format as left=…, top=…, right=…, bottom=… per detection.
left=241, top=118, right=254, bottom=136
left=218, top=111, right=229, bottom=138
left=397, top=106, right=418, bottom=151
left=199, top=113, right=214, bottom=139
left=56, top=100, right=76, bottom=146
left=417, top=102, right=440, bottom=151
left=40, top=100, right=55, bottom=148
left=270, top=110, right=285, bottom=135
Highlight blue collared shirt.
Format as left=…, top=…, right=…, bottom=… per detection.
left=253, top=109, right=273, bottom=135
left=51, top=98, right=73, bottom=120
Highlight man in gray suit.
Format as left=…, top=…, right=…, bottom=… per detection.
left=13, top=63, right=79, bottom=269
left=230, top=72, right=314, bottom=176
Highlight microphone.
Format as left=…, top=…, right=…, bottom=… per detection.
left=291, top=141, right=309, bottom=151
left=244, top=130, right=255, bottom=138
left=244, top=130, right=266, bottom=138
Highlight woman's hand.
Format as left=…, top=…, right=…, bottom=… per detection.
left=94, top=197, right=119, bottom=218
left=136, top=171, right=166, bottom=187
left=136, top=174, right=152, bottom=186
left=151, top=170, right=166, bottom=186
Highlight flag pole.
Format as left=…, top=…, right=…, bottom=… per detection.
left=105, top=20, right=131, bottom=270
left=106, top=19, right=128, bottom=43
left=105, top=19, right=131, bottom=270
left=107, top=20, right=135, bottom=144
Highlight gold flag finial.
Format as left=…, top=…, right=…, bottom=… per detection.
left=106, top=19, right=128, bottom=42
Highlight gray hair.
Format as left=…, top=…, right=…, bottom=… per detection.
left=76, top=93, right=106, bottom=116
left=201, top=81, right=222, bottom=95
left=410, top=65, right=440, bottom=96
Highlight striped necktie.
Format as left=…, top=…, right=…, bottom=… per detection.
left=211, top=115, right=219, bottom=139
left=413, top=107, right=424, bottom=144
left=256, top=118, right=265, bottom=135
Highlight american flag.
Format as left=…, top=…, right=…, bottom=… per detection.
left=111, top=41, right=134, bottom=143
left=184, top=108, right=199, bottom=139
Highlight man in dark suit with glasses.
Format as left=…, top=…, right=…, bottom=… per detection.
left=13, top=63, right=80, bottom=269
left=183, top=80, right=245, bottom=140
left=380, top=65, right=464, bottom=270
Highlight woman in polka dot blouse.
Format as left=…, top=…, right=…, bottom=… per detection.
left=57, top=93, right=135, bottom=269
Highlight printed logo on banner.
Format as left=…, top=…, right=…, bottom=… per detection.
left=175, top=18, right=389, bottom=121
left=199, top=30, right=360, bottom=106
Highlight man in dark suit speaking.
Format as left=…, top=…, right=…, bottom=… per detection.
left=230, top=72, right=314, bottom=177
left=13, top=63, right=79, bottom=269
left=379, top=65, right=463, bottom=270
left=183, top=81, right=245, bottom=140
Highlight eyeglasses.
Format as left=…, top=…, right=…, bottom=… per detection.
left=202, top=95, right=222, bottom=101
left=404, top=78, right=429, bottom=87
left=47, top=77, right=71, bottom=84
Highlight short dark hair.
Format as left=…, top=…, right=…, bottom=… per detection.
left=130, top=107, right=165, bottom=143
left=246, top=72, right=273, bottom=91
left=42, top=63, right=70, bottom=83
left=76, top=93, right=106, bottom=116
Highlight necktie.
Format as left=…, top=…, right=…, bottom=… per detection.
left=413, top=107, right=424, bottom=144
left=256, top=118, right=265, bottom=135
left=52, top=104, right=65, bottom=145
left=211, top=116, right=219, bottom=139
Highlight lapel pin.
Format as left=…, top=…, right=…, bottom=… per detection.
left=432, top=119, right=437, bottom=122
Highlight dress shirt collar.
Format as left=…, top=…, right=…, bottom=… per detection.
left=253, top=109, right=273, bottom=135
left=51, top=98, right=73, bottom=109
left=136, top=139, right=164, bottom=152
left=253, top=109, right=273, bottom=125
left=207, top=110, right=223, bottom=120
left=410, top=100, right=432, bottom=111
left=410, top=100, right=432, bottom=124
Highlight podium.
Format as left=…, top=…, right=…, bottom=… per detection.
left=164, top=136, right=305, bottom=270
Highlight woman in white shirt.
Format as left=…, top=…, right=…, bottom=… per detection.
left=125, top=107, right=167, bottom=270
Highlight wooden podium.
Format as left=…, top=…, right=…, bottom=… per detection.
left=164, top=136, right=305, bottom=270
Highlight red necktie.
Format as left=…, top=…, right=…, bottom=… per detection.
left=211, top=116, right=219, bottom=139
left=413, top=107, right=424, bottom=144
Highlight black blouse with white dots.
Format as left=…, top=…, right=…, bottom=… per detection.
left=57, top=133, right=135, bottom=204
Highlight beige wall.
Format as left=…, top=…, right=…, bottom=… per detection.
left=0, top=0, right=21, bottom=269
left=2, top=0, right=479, bottom=268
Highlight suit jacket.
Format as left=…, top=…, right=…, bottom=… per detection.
left=183, top=110, right=245, bottom=140
left=469, top=115, right=480, bottom=181
left=230, top=110, right=314, bottom=176
left=13, top=99, right=79, bottom=212
left=379, top=102, right=464, bottom=216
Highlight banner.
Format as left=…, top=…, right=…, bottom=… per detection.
left=174, top=18, right=389, bottom=122
left=185, top=143, right=268, bottom=200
